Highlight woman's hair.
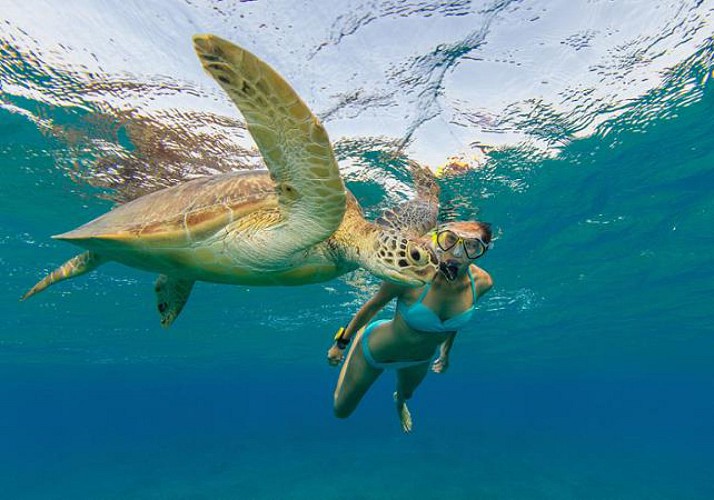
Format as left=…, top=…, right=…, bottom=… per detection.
left=443, top=221, right=493, bottom=245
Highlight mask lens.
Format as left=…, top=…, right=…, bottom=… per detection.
left=437, top=230, right=459, bottom=251
left=464, top=238, right=486, bottom=259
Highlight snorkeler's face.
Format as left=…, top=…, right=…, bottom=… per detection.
left=433, top=227, right=488, bottom=281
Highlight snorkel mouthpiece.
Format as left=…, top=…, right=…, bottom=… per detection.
left=439, top=261, right=460, bottom=282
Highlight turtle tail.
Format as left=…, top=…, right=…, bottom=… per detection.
left=21, top=251, right=105, bottom=301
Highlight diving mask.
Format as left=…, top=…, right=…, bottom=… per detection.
left=433, top=229, right=488, bottom=260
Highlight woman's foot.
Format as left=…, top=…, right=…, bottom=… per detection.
left=393, top=392, right=413, bottom=433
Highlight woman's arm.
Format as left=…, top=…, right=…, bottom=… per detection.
left=473, top=266, right=493, bottom=299
left=327, top=281, right=404, bottom=365
left=440, top=332, right=457, bottom=356
left=432, top=332, right=456, bottom=374
left=343, top=281, right=403, bottom=340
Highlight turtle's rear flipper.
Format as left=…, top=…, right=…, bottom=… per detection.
left=21, top=251, right=105, bottom=301
left=155, top=275, right=195, bottom=328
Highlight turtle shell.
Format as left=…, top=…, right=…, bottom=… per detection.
left=55, top=170, right=278, bottom=248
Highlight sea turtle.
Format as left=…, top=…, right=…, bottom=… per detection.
left=22, top=34, right=439, bottom=327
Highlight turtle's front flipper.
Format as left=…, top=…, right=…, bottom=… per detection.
left=21, top=251, right=105, bottom=301
left=155, top=275, right=195, bottom=328
left=193, top=34, right=346, bottom=257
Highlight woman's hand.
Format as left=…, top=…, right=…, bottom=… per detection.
left=327, top=343, right=345, bottom=366
left=431, top=355, right=449, bottom=374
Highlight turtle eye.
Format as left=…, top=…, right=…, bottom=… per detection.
left=406, top=242, right=428, bottom=265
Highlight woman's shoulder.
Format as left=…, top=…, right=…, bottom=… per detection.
left=469, top=264, right=493, bottom=293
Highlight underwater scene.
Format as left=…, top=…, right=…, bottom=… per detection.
left=1, top=1, right=713, bottom=498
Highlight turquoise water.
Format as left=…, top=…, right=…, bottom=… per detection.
left=2, top=2, right=714, bottom=499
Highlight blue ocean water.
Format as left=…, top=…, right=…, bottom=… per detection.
left=2, top=2, right=714, bottom=499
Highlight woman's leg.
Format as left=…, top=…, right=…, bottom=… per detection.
left=394, top=363, right=430, bottom=432
left=333, top=328, right=384, bottom=419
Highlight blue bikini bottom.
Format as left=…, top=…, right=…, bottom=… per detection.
left=360, top=320, right=439, bottom=370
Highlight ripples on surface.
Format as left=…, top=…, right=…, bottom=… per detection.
left=3, top=1, right=712, bottom=193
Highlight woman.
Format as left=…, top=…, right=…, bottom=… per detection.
left=327, top=221, right=494, bottom=432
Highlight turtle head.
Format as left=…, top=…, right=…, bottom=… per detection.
left=363, top=230, right=439, bottom=287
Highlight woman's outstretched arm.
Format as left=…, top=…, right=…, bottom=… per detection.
left=327, top=281, right=403, bottom=365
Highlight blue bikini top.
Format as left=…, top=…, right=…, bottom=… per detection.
left=396, top=268, right=478, bottom=333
